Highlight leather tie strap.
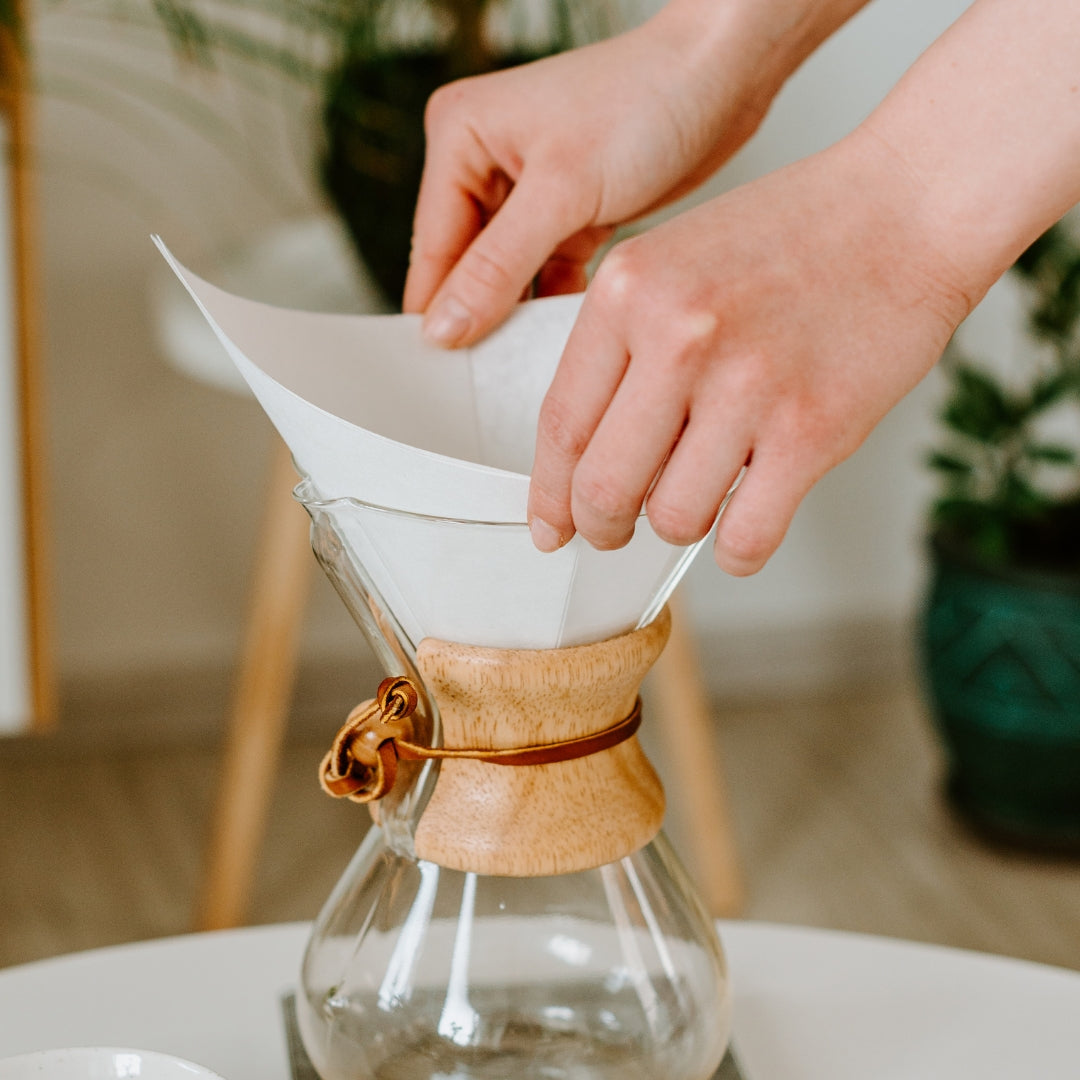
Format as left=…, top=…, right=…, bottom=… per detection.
left=319, top=675, right=643, bottom=804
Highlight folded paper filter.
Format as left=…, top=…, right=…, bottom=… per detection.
left=155, top=237, right=704, bottom=651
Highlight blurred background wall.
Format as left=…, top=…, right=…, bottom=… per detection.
left=32, top=0, right=983, bottom=726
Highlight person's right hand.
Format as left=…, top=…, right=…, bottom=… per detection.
left=524, top=133, right=978, bottom=572
left=403, top=1, right=796, bottom=346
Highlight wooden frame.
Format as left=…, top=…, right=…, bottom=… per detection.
left=1, top=1, right=54, bottom=733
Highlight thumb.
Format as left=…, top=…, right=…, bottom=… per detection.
left=422, top=172, right=590, bottom=347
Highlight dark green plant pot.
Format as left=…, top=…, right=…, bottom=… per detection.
left=920, top=536, right=1080, bottom=849
left=320, top=48, right=544, bottom=309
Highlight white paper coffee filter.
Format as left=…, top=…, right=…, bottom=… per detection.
left=155, top=237, right=565, bottom=520
left=306, top=488, right=701, bottom=649
left=156, top=237, right=704, bottom=647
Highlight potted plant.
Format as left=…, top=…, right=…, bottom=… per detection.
left=155, top=0, right=605, bottom=306
left=922, top=220, right=1080, bottom=849
left=319, top=1, right=610, bottom=306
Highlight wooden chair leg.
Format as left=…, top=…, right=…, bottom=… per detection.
left=195, top=439, right=312, bottom=931
left=652, top=591, right=746, bottom=917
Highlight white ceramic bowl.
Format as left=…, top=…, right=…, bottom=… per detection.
left=0, top=1049, right=224, bottom=1080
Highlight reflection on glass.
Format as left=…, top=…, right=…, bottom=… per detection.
left=295, top=482, right=731, bottom=1080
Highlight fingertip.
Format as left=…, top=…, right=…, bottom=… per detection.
left=579, top=524, right=635, bottom=552
left=425, top=172, right=588, bottom=345
left=712, top=542, right=766, bottom=577
left=528, top=485, right=577, bottom=553
left=713, top=510, right=776, bottom=576
left=401, top=264, right=427, bottom=316
left=646, top=505, right=712, bottom=549
left=422, top=295, right=474, bottom=347
left=712, top=503, right=784, bottom=576
left=529, top=515, right=568, bottom=553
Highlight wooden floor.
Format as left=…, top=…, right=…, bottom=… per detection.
left=2, top=678, right=1078, bottom=972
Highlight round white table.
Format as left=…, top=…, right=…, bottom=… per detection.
left=0, top=922, right=1078, bottom=1080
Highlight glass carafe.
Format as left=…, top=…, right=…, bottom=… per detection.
left=294, top=479, right=732, bottom=1080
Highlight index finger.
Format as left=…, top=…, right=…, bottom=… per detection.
left=403, top=125, right=506, bottom=315
left=528, top=295, right=630, bottom=550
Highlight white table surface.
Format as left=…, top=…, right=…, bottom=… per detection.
left=1, top=921, right=1078, bottom=1080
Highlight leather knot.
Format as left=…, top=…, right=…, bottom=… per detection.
left=318, top=676, right=420, bottom=803
left=320, top=673, right=645, bottom=807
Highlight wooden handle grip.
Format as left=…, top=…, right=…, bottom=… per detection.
left=410, top=609, right=671, bottom=876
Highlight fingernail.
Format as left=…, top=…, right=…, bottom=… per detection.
left=423, top=296, right=472, bottom=346
left=530, top=516, right=563, bottom=553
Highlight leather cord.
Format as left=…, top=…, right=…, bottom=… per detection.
left=319, top=675, right=643, bottom=804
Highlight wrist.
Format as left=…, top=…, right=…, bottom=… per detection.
left=652, top=0, right=872, bottom=93
left=850, top=114, right=1011, bottom=315
left=814, top=128, right=981, bottom=330
left=851, top=0, right=1080, bottom=311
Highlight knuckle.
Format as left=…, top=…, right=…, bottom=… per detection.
left=721, top=352, right=769, bottom=403
left=661, top=309, right=721, bottom=379
left=408, top=242, right=447, bottom=269
left=461, top=242, right=517, bottom=294
left=646, top=500, right=710, bottom=547
left=820, top=412, right=868, bottom=467
left=573, top=471, right=633, bottom=524
left=773, top=399, right=856, bottom=473
left=537, top=395, right=590, bottom=460
left=528, top=470, right=572, bottom=526
left=423, top=80, right=470, bottom=132
left=714, top=520, right=770, bottom=573
left=591, top=240, right=644, bottom=308
left=670, top=308, right=719, bottom=358
left=529, top=146, right=597, bottom=218
left=528, top=488, right=568, bottom=529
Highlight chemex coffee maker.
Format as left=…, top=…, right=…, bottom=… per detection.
left=159, top=240, right=733, bottom=1080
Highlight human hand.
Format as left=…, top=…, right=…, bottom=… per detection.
left=526, top=133, right=977, bottom=574
left=403, top=1, right=794, bottom=345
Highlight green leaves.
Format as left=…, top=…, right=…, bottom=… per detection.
left=150, top=0, right=216, bottom=67
left=1024, top=444, right=1077, bottom=466
left=930, top=498, right=1011, bottom=566
left=930, top=222, right=1080, bottom=571
left=1030, top=371, right=1077, bottom=410
left=927, top=452, right=973, bottom=476
left=0, top=0, right=21, bottom=38
left=940, top=362, right=1021, bottom=443
left=1014, top=223, right=1080, bottom=346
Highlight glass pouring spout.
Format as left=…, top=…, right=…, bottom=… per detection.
left=294, top=479, right=732, bottom=1080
